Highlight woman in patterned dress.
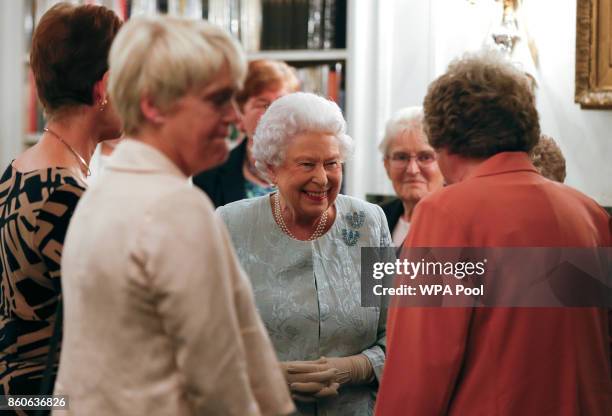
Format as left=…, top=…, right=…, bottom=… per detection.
left=218, top=92, right=391, bottom=416
left=0, top=3, right=122, bottom=404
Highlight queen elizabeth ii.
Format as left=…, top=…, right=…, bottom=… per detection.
left=217, top=92, right=391, bottom=415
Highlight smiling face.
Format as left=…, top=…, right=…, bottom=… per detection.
left=160, top=69, right=238, bottom=176
left=269, top=132, right=342, bottom=222
left=384, top=129, right=444, bottom=204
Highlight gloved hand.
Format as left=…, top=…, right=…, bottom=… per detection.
left=324, top=354, right=375, bottom=386
left=280, top=358, right=340, bottom=403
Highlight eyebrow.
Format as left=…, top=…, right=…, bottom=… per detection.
left=204, top=87, right=236, bottom=100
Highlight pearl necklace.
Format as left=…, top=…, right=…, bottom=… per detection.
left=273, top=192, right=328, bottom=241
left=44, top=127, right=91, bottom=177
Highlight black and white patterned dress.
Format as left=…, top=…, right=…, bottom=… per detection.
left=0, top=164, right=84, bottom=405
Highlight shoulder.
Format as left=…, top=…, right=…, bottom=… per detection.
left=381, top=198, right=403, bottom=215
left=193, top=142, right=246, bottom=186
left=335, top=194, right=388, bottom=228
left=337, top=194, right=385, bottom=215
left=217, top=195, right=268, bottom=222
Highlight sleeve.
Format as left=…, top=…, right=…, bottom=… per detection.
left=376, top=198, right=473, bottom=416
left=361, top=205, right=392, bottom=382
left=33, top=182, right=85, bottom=290
left=136, top=190, right=293, bottom=416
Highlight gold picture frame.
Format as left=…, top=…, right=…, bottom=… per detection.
left=575, top=0, right=612, bottom=108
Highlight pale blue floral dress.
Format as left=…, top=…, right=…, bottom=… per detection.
left=217, top=194, right=391, bottom=416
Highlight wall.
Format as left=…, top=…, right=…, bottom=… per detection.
left=351, top=0, right=611, bottom=207
left=0, top=0, right=25, bottom=168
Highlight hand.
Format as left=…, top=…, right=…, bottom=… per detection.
left=280, top=358, right=340, bottom=403
left=323, top=354, right=375, bottom=386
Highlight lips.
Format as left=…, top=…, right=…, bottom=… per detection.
left=303, top=190, right=329, bottom=201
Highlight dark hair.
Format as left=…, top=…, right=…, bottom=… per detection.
left=423, top=51, right=540, bottom=158
left=30, top=3, right=122, bottom=117
left=235, top=59, right=299, bottom=109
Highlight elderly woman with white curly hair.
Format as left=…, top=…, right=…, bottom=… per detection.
left=217, top=92, right=391, bottom=415
left=379, top=106, right=444, bottom=247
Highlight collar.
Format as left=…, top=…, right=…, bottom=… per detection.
left=105, top=139, right=186, bottom=179
left=466, top=151, right=538, bottom=180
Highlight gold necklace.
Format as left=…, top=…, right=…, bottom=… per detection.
left=273, top=192, right=328, bottom=241
left=44, top=127, right=91, bottom=177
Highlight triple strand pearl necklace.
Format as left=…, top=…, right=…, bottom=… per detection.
left=273, top=192, right=328, bottom=241
left=44, top=127, right=91, bottom=177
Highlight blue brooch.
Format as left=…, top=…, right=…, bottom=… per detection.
left=342, top=229, right=360, bottom=246
left=341, top=210, right=366, bottom=246
left=344, top=211, right=365, bottom=229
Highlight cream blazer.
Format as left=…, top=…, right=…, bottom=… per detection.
left=53, top=139, right=293, bottom=416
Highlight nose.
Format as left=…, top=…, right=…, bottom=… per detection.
left=405, top=157, right=420, bottom=174
left=223, top=100, right=240, bottom=124
left=311, top=164, right=329, bottom=186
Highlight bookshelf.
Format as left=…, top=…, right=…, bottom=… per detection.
left=17, top=0, right=354, bottom=172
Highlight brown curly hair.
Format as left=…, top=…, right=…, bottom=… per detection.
left=235, top=59, right=299, bottom=110
left=30, top=3, right=122, bottom=119
left=530, top=134, right=566, bottom=183
left=423, top=51, right=540, bottom=157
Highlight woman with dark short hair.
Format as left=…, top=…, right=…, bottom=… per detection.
left=0, top=2, right=122, bottom=402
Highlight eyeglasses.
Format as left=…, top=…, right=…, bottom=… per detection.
left=387, top=151, right=437, bottom=169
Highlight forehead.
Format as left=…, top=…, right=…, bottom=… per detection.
left=286, top=132, right=340, bottom=158
left=197, top=68, right=237, bottom=96
left=389, top=129, right=432, bottom=153
left=249, top=85, right=289, bottom=102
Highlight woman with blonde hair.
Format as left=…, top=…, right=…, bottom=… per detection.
left=54, top=16, right=293, bottom=416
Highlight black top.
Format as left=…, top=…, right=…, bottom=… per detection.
left=193, top=140, right=248, bottom=208
left=0, top=164, right=85, bottom=396
left=381, top=198, right=404, bottom=234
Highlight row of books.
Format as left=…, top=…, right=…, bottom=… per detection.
left=29, top=0, right=346, bottom=52
left=296, top=62, right=345, bottom=109
left=24, top=62, right=346, bottom=135
left=261, top=0, right=347, bottom=51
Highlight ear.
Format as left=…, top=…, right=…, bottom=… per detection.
left=140, top=95, right=165, bottom=125
left=93, top=71, right=110, bottom=105
left=383, top=157, right=392, bottom=176
left=266, top=163, right=278, bottom=184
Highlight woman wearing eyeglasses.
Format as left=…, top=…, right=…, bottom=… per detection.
left=193, top=59, right=299, bottom=207
left=218, top=92, right=391, bottom=415
left=54, top=17, right=293, bottom=416
left=379, top=106, right=445, bottom=247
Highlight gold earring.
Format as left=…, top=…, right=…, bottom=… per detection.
left=99, top=98, right=108, bottom=111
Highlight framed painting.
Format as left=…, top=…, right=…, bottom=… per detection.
left=575, top=0, right=612, bottom=108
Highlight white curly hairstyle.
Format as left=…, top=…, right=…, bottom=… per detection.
left=252, top=92, right=353, bottom=177
left=378, top=106, right=425, bottom=157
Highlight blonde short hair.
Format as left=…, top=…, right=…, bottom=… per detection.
left=108, top=16, right=246, bottom=135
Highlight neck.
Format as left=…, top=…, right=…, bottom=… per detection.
left=135, top=125, right=190, bottom=176
left=401, top=201, right=417, bottom=222
left=243, top=144, right=271, bottom=186
left=46, top=115, right=99, bottom=165
left=274, top=192, right=333, bottom=240
left=442, top=152, right=486, bottom=184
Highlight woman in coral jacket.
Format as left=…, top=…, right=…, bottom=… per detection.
left=376, top=51, right=611, bottom=416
